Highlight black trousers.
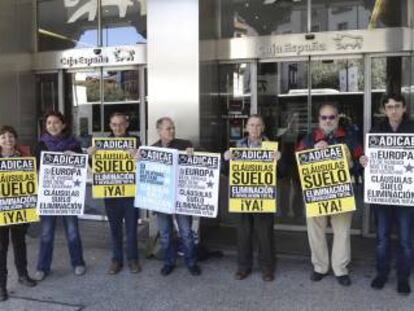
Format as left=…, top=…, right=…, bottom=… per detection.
left=0, top=224, right=28, bottom=287
left=237, top=214, right=275, bottom=272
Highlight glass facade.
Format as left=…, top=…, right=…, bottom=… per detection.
left=38, top=0, right=146, bottom=51
left=311, top=0, right=408, bottom=32
left=220, top=0, right=409, bottom=38
left=101, top=0, right=146, bottom=46
left=221, top=0, right=307, bottom=38
left=371, top=56, right=413, bottom=127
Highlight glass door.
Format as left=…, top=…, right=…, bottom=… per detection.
left=35, top=72, right=59, bottom=136
left=257, top=56, right=365, bottom=231
left=65, top=66, right=146, bottom=220
left=258, top=60, right=309, bottom=227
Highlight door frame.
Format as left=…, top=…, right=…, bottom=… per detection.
left=36, top=65, right=148, bottom=221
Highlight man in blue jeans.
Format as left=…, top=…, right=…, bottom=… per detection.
left=360, top=94, right=414, bottom=295
left=152, top=117, right=201, bottom=276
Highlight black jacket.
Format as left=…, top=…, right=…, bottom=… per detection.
left=370, top=117, right=414, bottom=134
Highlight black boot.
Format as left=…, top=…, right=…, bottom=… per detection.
left=18, top=274, right=37, bottom=287
left=0, top=287, right=8, bottom=302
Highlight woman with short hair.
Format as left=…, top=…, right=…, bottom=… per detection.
left=0, top=125, right=37, bottom=302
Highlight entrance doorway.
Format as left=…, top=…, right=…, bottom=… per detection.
left=216, top=56, right=366, bottom=232
left=36, top=66, right=147, bottom=220
left=257, top=57, right=365, bottom=231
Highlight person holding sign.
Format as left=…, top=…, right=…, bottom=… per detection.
left=360, top=94, right=414, bottom=295
left=297, top=103, right=363, bottom=286
left=151, top=117, right=201, bottom=276
left=33, top=111, right=86, bottom=281
left=0, top=126, right=37, bottom=302
left=88, top=112, right=141, bottom=275
left=224, top=115, right=281, bottom=282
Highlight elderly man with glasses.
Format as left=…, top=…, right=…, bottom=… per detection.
left=297, top=102, right=363, bottom=287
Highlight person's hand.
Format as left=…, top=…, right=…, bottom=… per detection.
left=128, top=148, right=138, bottom=158
left=87, top=146, right=96, bottom=156
left=270, top=150, right=281, bottom=162
left=133, top=150, right=142, bottom=161
left=359, top=155, right=369, bottom=167
left=314, top=140, right=328, bottom=149
left=185, top=147, right=194, bottom=156
left=223, top=150, right=232, bottom=161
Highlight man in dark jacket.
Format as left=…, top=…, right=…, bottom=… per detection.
left=88, top=112, right=141, bottom=275
left=152, top=117, right=201, bottom=277
left=360, top=94, right=414, bottom=295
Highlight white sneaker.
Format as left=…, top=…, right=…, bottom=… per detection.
left=74, top=265, right=86, bottom=276
left=33, top=270, right=46, bottom=281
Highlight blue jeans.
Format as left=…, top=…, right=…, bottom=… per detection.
left=374, top=206, right=413, bottom=281
left=157, top=213, right=196, bottom=268
left=37, top=216, right=85, bottom=272
left=105, top=198, right=139, bottom=264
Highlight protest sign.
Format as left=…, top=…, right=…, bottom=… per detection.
left=92, top=137, right=136, bottom=198
left=175, top=152, right=221, bottom=218
left=0, top=157, right=38, bottom=225
left=37, top=152, right=88, bottom=216
left=364, top=134, right=414, bottom=206
left=135, top=147, right=177, bottom=214
left=296, top=144, right=356, bottom=218
left=229, top=145, right=278, bottom=213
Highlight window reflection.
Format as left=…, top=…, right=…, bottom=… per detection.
left=102, top=0, right=146, bottom=46
left=311, top=0, right=407, bottom=31
left=103, top=70, right=139, bottom=102
left=221, top=0, right=307, bottom=38
left=38, top=0, right=98, bottom=51
left=38, top=0, right=147, bottom=51
left=220, top=0, right=408, bottom=38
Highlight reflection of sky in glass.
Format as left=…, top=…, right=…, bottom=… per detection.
left=76, top=30, right=98, bottom=48
left=76, top=27, right=145, bottom=48
left=103, top=27, right=146, bottom=46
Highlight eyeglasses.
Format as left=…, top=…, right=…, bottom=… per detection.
left=319, top=115, right=337, bottom=121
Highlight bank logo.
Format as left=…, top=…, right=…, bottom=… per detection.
left=333, top=34, right=363, bottom=51
left=114, top=48, right=136, bottom=62
left=64, top=0, right=134, bottom=24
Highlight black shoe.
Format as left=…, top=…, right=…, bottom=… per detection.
left=0, top=287, right=8, bottom=302
left=397, top=280, right=411, bottom=295
left=262, top=272, right=275, bottom=282
left=188, top=265, right=201, bottom=276
left=160, top=265, right=175, bottom=276
left=18, top=275, right=37, bottom=287
left=337, top=275, right=351, bottom=286
left=234, top=268, right=252, bottom=280
left=310, top=271, right=328, bottom=282
left=371, top=276, right=388, bottom=289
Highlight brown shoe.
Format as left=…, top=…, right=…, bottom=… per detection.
left=128, top=260, right=142, bottom=274
left=262, top=272, right=275, bottom=282
left=107, top=261, right=122, bottom=275
left=234, top=269, right=252, bottom=280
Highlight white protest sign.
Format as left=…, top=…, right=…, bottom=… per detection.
left=37, top=151, right=88, bottom=215
left=364, top=134, right=414, bottom=206
left=135, top=147, right=177, bottom=214
left=175, top=152, right=221, bottom=218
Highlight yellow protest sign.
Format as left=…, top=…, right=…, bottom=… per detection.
left=92, top=137, right=137, bottom=198
left=0, top=157, right=39, bottom=226
left=296, top=144, right=356, bottom=218
left=229, top=143, right=278, bottom=213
